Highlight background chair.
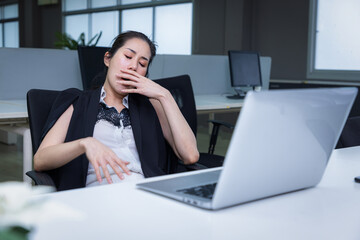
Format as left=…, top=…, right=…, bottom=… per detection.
left=336, top=116, right=360, bottom=148
left=26, top=89, right=59, bottom=187
left=77, top=46, right=109, bottom=90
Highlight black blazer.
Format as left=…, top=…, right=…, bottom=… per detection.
left=41, top=88, right=174, bottom=191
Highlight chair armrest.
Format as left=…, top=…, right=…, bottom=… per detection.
left=177, top=161, right=208, bottom=171
left=208, top=119, right=234, bottom=129
left=207, top=120, right=235, bottom=154
left=26, top=171, right=56, bottom=188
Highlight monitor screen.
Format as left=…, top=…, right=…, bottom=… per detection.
left=228, top=50, right=262, bottom=88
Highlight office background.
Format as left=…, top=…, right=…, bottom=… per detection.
left=1, top=0, right=359, bottom=182
left=2, top=0, right=358, bottom=83
left=4, top=0, right=315, bottom=82
left=1, top=2, right=360, bottom=238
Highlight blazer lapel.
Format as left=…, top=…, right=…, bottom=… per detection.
left=129, top=94, right=143, bottom=160
left=84, top=88, right=101, bottom=137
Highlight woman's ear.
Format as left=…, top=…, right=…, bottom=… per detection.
left=104, top=51, right=110, bottom=67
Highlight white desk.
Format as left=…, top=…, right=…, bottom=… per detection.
left=0, top=95, right=242, bottom=119
left=32, top=146, right=360, bottom=240
left=0, top=100, right=32, bottom=183
left=195, top=94, right=243, bottom=113
left=195, top=94, right=243, bottom=134
left=0, top=100, right=28, bottom=123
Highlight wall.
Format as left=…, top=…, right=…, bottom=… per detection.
left=192, top=0, right=310, bottom=81
left=0, top=48, right=82, bottom=100
left=253, top=0, right=309, bottom=80
left=192, top=0, right=245, bottom=55
left=19, top=0, right=61, bottom=48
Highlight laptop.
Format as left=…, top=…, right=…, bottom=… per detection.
left=137, top=88, right=357, bottom=210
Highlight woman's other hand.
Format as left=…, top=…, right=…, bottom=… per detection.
left=79, top=137, right=131, bottom=184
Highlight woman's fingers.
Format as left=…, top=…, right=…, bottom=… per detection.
left=93, top=162, right=103, bottom=184
left=116, top=71, right=141, bottom=83
left=118, top=79, right=138, bottom=88
left=120, top=69, right=142, bottom=78
left=108, top=159, right=125, bottom=180
left=116, top=73, right=136, bottom=82
left=93, top=160, right=130, bottom=184
left=114, top=158, right=131, bottom=176
left=100, top=161, right=113, bottom=184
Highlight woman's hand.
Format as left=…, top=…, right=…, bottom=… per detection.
left=79, top=137, right=131, bottom=184
left=116, top=69, right=167, bottom=100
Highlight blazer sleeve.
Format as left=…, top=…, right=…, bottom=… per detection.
left=40, top=88, right=82, bottom=143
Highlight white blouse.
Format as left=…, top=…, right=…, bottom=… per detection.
left=86, top=88, right=144, bottom=187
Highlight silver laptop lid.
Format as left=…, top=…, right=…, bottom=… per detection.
left=212, top=87, right=357, bottom=209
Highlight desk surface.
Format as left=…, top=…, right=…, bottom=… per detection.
left=32, top=146, right=360, bottom=240
left=0, top=100, right=28, bottom=121
left=194, top=94, right=243, bottom=111
left=0, top=96, right=242, bottom=122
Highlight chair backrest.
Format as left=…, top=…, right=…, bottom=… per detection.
left=27, top=89, right=60, bottom=154
left=154, top=75, right=197, bottom=136
left=77, top=46, right=109, bottom=90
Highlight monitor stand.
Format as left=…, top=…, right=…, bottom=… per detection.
left=227, top=94, right=245, bottom=99
left=227, top=88, right=246, bottom=99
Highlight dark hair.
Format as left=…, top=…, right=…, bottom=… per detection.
left=91, top=31, right=157, bottom=89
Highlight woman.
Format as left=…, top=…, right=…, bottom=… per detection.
left=34, top=31, right=199, bottom=190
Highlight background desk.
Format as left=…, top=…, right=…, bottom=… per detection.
left=0, top=100, right=32, bottom=183
left=195, top=94, right=243, bottom=114
left=0, top=100, right=27, bottom=123
left=32, top=146, right=360, bottom=240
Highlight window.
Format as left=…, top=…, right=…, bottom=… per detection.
left=0, top=3, right=19, bottom=48
left=121, top=7, right=153, bottom=40
left=154, top=3, right=192, bottom=54
left=62, top=0, right=193, bottom=54
left=308, top=0, right=360, bottom=81
left=92, top=11, right=119, bottom=47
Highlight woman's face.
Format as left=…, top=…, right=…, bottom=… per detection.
left=104, top=37, right=151, bottom=94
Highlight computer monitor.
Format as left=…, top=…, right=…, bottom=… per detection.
left=228, top=50, right=262, bottom=99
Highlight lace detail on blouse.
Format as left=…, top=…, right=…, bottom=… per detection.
left=96, top=102, right=131, bottom=128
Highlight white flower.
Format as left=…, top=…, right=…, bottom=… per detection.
left=0, top=182, right=54, bottom=229
left=0, top=181, right=86, bottom=240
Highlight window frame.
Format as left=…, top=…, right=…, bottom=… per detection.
left=307, top=0, right=360, bottom=81
left=62, top=0, right=192, bottom=51
left=0, top=0, right=19, bottom=48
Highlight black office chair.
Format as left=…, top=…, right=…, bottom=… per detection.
left=337, top=116, right=360, bottom=148
left=77, top=46, right=109, bottom=90
left=26, top=89, right=59, bottom=187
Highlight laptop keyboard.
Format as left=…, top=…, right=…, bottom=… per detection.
left=176, top=183, right=217, bottom=199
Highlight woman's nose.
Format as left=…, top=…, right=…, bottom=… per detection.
left=128, top=61, right=137, bottom=71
